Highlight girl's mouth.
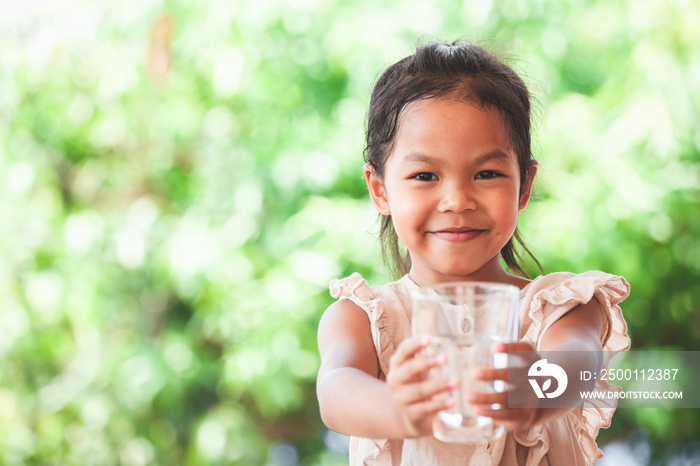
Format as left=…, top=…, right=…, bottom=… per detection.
left=429, top=228, right=484, bottom=243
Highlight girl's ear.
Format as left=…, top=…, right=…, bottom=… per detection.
left=518, top=160, right=538, bottom=211
left=363, top=163, right=391, bottom=215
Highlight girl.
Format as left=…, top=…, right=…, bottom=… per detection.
left=316, top=41, right=630, bottom=465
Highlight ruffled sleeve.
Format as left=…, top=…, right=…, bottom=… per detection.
left=520, top=271, right=630, bottom=352
left=514, top=271, right=631, bottom=465
left=330, top=273, right=403, bottom=378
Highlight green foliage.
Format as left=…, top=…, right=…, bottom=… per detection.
left=0, top=0, right=698, bottom=463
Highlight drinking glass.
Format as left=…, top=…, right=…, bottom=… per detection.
left=412, top=282, right=520, bottom=443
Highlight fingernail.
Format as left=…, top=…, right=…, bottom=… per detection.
left=420, top=336, right=430, bottom=345
left=434, top=354, right=447, bottom=365
left=447, top=378, right=459, bottom=388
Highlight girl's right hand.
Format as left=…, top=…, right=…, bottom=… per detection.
left=386, top=336, right=459, bottom=437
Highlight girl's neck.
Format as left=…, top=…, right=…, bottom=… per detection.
left=407, top=257, right=531, bottom=290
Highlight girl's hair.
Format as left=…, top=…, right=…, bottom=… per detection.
left=364, top=40, right=543, bottom=279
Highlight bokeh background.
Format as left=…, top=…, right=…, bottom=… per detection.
left=1, top=0, right=699, bottom=464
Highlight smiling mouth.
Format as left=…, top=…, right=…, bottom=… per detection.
left=429, top=228, right=484, bottom=242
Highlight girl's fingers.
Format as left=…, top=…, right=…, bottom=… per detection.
left=394, top=377, right=459, bottom=405
left=389, top=336, right=430, bottom=369
left=472, top=367, right=509, bottom=382
left=388, top=352, right=447, bottom=387
left=405, top=395, right=455, bottom=420
left=471, top=365, right=532, bottom=390
left=387, top=339, right=539, bottom=436
left=472, top=339, right=538, bottom=383
left=465, top=391, right=507, bottom=406
left=467, top=391, right=534, bottom=431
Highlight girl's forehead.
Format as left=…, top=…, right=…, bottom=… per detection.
left=386, top=97, right=518, bottom=166
left=401, top=96, right=503, bottom=121
left=397, top=97, right=511, bottom=143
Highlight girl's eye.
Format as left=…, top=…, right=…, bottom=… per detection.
left=475, top=170, right=502, bottom=180
left=411, top=172, right=438, bottom=181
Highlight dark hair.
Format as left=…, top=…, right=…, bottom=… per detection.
left=364, top=40, right=543, bottom=279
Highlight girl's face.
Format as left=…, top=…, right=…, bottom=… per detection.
left=365, top=97, right=535, bottom=286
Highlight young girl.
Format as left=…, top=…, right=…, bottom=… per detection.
left=316, top=41, right=630, bottom=465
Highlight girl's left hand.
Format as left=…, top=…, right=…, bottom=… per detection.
left=466, top=341, right=540, bottom=431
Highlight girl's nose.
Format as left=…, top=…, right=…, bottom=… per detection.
left=437, top=184, right=477, bottom=213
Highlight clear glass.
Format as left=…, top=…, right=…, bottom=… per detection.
left=411, top=282, right=520, bottom=444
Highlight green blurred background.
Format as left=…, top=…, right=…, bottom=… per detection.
left=1, top=0, right=698, bottom=464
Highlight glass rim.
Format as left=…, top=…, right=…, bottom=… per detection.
left=410, top=281, right=520, bottom=300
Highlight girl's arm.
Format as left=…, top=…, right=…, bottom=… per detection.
left=317, top=299, right=453, bottom=439
left=539, top=297, right=604, bottom=352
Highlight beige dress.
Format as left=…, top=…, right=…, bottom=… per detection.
left=329, top=271, right=630, bottom=466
